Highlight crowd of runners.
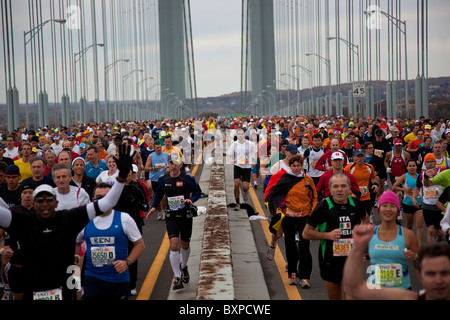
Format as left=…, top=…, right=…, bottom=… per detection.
left=0, top=113, right=450, bottom=300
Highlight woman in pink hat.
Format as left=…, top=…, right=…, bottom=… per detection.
left=366, top=190, right=419, bottom=289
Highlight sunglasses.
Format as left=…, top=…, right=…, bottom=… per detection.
left=93, top=195, right=104, bottom=201
left=34, top=196, right=55, bottom=203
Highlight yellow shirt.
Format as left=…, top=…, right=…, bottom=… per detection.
left=162, top=146, right=184, bottom=162
left=403, top=132, right=416, bottom=145
left=14, top=158, right=32, bottom=181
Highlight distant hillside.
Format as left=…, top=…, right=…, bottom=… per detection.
left=197, top=76, right=450, bottom=119
left=1, top=76, right=449, bottom=129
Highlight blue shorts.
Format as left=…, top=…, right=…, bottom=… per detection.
left=252, top=157, right=260, bottom=174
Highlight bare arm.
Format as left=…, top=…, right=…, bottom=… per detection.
left=302, top=223, right=341, bottom=241
left=343, top=224, right=417, bottom=300
left=392, top=175, right=406, bottom=192
left=113, top=238, right=145, bottom=274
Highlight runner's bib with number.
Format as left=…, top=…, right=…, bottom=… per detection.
left=90, top=245, right=116, bottom=267
left=374, top=149, right=384, bottom=157
left=359, top=186, right=368, bottom=197
left=155, top=163, right=165, bottom=170
left=238, top=156, right=247, bottom=165
left=332, top=239, right=354, bottom=256
left=375, top=263, right=403, bottom=287
left=423, top=186, right=440, bottom=199
left=168, top=195, right=185, bottom=211
left=33, top=288, right=63, bottom=300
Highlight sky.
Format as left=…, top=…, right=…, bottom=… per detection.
left=1, top=0, right=450, bottom=104
left=189, top=0, right=450, bottom=97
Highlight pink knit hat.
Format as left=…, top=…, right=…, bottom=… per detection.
left=378, top=190, right=400, bottom=212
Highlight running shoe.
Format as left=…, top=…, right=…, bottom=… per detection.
left=234, top=203, right=240, bottom=211
left=299, top=279, right=310, bottom=289
left=173, top=277, right=184, bottom=290
left=266, top=245, right=275, bottom=261
left=1, top=290, right=11, bottom=300
left=130, top=288, right=138, bottom=296
left=253, top=182, right=258, bottom=189
left=180, top=264, right=190, bottom=284
left=289, top=273, right=297, bottom=286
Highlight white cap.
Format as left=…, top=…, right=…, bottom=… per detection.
left=331, top=152, right=344, bottom=160
left=33, top=184, right=56, bottom=198
left=168, top=152, right=183, bottom=165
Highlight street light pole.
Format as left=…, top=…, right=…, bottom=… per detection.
left=122, top=69, right=144, bottom=120
left=364, top=9, right=409, bottom=118
left=306, top=53, right=331, bottom=116
left=105, top=58, right=130, bottom=123
left=281, top=73, right=299, bottom=116
left=291, top=65, right=313, bottom=115
left=74, top=42, right=103, bottom=124
left=23, top=18, right=66, bottom=129
left=326, top=36, right=360, bottom=116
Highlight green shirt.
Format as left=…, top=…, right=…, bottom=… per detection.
left=430, top=169, right=450, bottom=189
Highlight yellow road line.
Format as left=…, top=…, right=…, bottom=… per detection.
left=248, top=186, right=302, bottom=300
left=137, top=152, right=202, bottom=300
left=136, top=232, right=170, bottom=300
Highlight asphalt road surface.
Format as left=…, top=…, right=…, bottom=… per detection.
left=133, top=163, right=424, bottom=301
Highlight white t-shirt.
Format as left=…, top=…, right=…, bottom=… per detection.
left=55, top=186, right=91, bottom=211
left=76, top=211, right=142, bottom=243
left=96, top=170, right=119, bottom=185
left=4, top=147, right=18, bottom=159
left=51, top=142, right=63, bottom=156
left=227, top=139, right=258, bottom=169
left=107, top=143, right=117, bottom=155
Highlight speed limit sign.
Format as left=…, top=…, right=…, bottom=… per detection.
left=353, top=81, right=366, bottom=98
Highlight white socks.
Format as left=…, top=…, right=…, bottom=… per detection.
left=170, top=246, right=191, bottom=278
left=170, top=251, right=181, bottom=278
left=180, top=247, right=191, bottom=269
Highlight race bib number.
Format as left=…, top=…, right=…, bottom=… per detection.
left=374, top=149, right=384, bottom=157
left=423, top=186, right=440, bottom=199
left=155, top=163, right=165, bottom=171
left=168, top=195, right=185, bottom=211
left=359, top=186, right=368, bottom=196
left=90, top=246, right=116, bottom=267
left=333, top=239, right=354, bottom=256
left=238, top=156, right=247, bottom=165
left=33, top=288, right=63, bottom=300
left=374, top=264, right=403, bottom=287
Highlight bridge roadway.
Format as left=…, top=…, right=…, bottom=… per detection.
left=132, top=158, right=423, bottom=302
